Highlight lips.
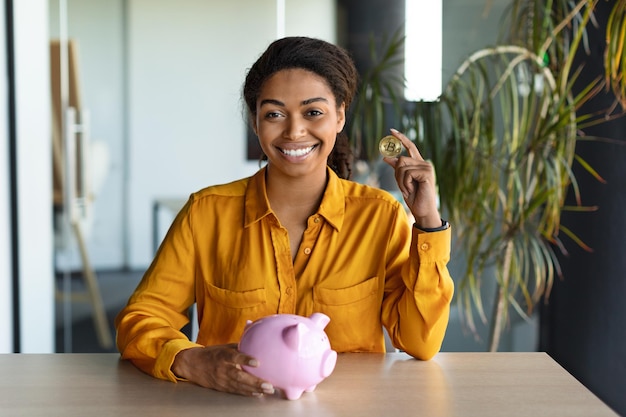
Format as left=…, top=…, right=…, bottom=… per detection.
left=278, top=145, right=317, bottom=157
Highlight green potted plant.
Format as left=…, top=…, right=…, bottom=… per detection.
left=407, top=0, right=626, bottom=351
left=348, top=0, right=626, bottom=351
left=347, top=29, right=406, bottom=187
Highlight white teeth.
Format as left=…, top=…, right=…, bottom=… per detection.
left=281, top=146, right=314, bottom=157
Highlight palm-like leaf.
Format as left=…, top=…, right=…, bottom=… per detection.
left=348, top=28, right=405, bottom=163
left=436, top=46, right=579, bottom=348
left=605, top=0, right=626, bottom=111
left=430, top=0, right=624, bottom=351
left=348, top=0, right=626, bottom=352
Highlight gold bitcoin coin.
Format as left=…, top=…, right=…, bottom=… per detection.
left=379, top=135, right=402, bottom=157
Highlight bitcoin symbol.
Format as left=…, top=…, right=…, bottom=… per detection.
left=379, top=135, right=402, bottom=157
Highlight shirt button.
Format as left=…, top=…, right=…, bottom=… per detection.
left=304, top=247, right=312, bottom=255
left=420, top=243, right=430, bottom=251
left=314, top=217, right=320, bottom=223
left=285, top=286, right=293, bottom=296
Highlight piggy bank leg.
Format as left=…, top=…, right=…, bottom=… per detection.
left=283, top=388, right=305, bottom=400
left=305, top=384, right=317, bottom=393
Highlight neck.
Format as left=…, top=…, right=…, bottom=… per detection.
left=265, top=165, right=328, bottom=214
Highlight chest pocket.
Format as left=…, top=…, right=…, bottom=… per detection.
left=201, top=283, right=273, bottom=344
left=312, top=276, right=382, bottom=352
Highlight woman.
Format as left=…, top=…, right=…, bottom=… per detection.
left=115, top=36, right=454, bottom=397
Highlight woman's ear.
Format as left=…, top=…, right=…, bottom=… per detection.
left=336, top=103, right=346, bottom=133
left=249, top=115, right=258, bottom=136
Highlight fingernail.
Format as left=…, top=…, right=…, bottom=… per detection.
left=247, top=359, right=259, bottom=367
left=390, top=128, right=399, bottom=133
left=252, top=392, right=264, bottom=398
left=261, top=383, right=275, bottom=394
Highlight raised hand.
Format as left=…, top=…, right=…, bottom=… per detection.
left=382, top=129, right=442, bottom=229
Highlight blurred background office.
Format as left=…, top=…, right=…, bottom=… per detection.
left=1, top=0, right=624, bottom=414
left=4, top=0, right=506, bottom=353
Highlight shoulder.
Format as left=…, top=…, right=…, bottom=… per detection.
left=339, top=178, right=402, bottom=208
left=189, top=177, right=250, bottom=205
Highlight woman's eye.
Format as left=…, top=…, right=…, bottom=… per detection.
left=265, top=111, right=282, bottom=119
left=306, top=109, right=323, bottom=117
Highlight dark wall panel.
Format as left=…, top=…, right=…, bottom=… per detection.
left=540, top=2, right=626, bottom=415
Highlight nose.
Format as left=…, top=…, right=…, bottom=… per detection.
left=284, top=116, right=306, bottom=140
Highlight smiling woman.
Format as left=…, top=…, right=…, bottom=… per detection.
left=253, top=68, right=346, bottom=259
left=115, top=36, right=454, bottom=398
left=244, top=36, right=357, bottom=180
left=254, top=69, right=345, bottom=184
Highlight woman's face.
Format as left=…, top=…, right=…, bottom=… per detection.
left=254, top=68, right=346, bottom=180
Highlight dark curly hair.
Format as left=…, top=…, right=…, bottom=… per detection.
left=243, top=37, right=358, bottom=179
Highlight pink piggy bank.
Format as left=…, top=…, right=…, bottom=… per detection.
left=238, top=312, right=337, bottom=400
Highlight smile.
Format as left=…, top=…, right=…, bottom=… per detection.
left=279, top=145, right=316, bottom=157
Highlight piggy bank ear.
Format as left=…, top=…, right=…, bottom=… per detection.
left=309, top=312, right=330, bottom=329
left=283, top=322, right=307, bottom=350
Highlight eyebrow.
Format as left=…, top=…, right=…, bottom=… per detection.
left=259, top=97, right=329, bottom=107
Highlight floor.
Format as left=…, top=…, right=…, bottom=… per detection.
left=54, top=269, right=143, bottom=353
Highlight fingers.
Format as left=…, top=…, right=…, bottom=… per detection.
left=393, top=160, right=440, bottom=224
left=378, top=129, right=441, bottom=223
left=174, top=345, right=274, bottom=397
left=387, top=128, right=424, bottom=161
left=214, top=347, right=275, bottom=397
left=379, top=130, right=432, bottom=192
left=395, top=161, right=435, bottom=197
left=219, top=359, right=274, bottom=397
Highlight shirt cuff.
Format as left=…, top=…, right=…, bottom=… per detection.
left=155, top=338, right=204, bottom=382
left=412, top=225, right=451, bottom=264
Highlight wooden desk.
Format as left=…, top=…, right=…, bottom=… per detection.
left=0, top=353, right=617, bottom=416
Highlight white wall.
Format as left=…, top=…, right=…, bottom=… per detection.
left=14, top=0, right=55, bottom=353
left=0, top=0, right=13, bottom=353
left=127, top=0, right=336, bottom=268
left=48, top=0, right=336, bottom=271
left=0, top=0, right=525, bottom=353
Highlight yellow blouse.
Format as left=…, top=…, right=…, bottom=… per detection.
left=115, top=167, right=454, bottom=382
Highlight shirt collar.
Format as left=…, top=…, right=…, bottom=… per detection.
left=244, top=167, right=273, bottom=227
left=317, top=167, right=345, bottom=231
left=244, top=166, right=345, bottom=231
